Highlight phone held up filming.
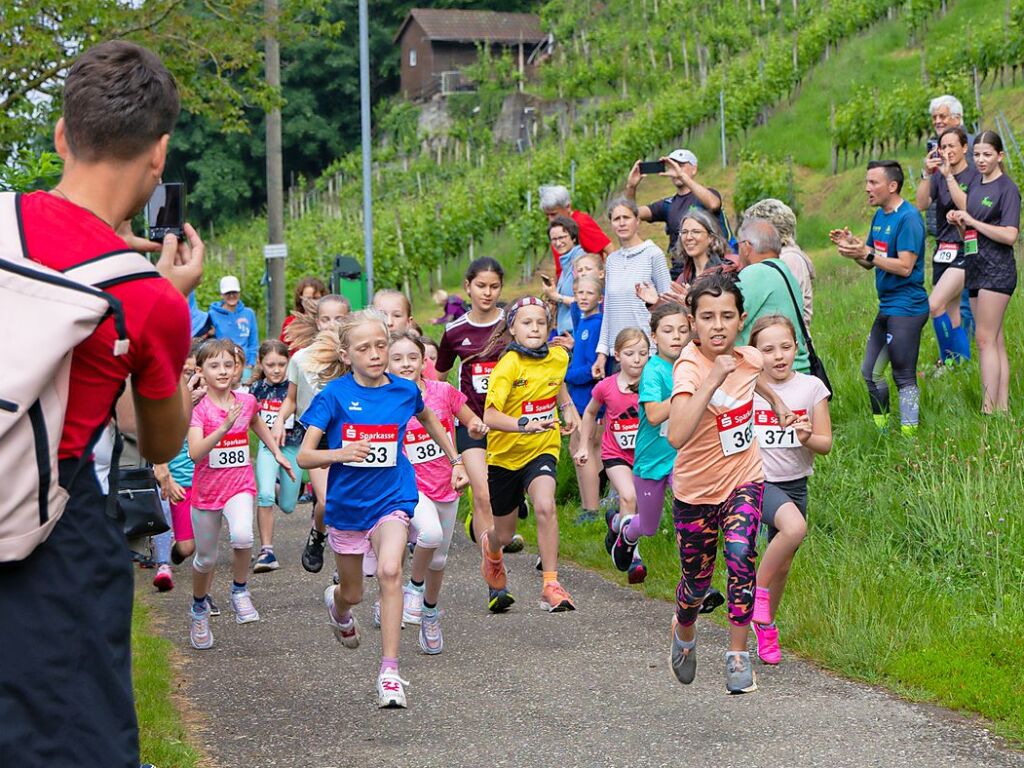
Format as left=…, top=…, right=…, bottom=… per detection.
left=146, top=182, right=186, bottom=243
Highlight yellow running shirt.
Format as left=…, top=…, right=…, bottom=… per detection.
left=484, top=346, right=570, bottom=471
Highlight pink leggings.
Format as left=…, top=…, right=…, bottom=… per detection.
left=169, top=486, right=194, bottom=542
left=624, top=474, right=670, bottom=541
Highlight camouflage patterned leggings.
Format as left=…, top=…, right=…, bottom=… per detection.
left=672, top=482, right=764, bottom=628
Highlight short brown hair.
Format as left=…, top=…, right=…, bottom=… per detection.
left=63, top=40, right=180, bottom=162
left=547, top=215, right=579, bottom=243
left=292, top=276, right=327, bottom=314
left=195, top=339, right=237, bottom=367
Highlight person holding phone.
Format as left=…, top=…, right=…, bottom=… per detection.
left=914, top=126, right=979, bottom=368
left=624, top=148, right=731, bottom=276
left=542, top=215, right=583, bottom=334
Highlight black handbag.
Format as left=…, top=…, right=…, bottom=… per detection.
left=763, top=260, right=834, bottom=400
left=107, top=431, right=170, bottom=538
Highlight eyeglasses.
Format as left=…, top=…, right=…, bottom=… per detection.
left=550, top=235, right=571, bottom=243
left=678, top=229, right=707, bottom=237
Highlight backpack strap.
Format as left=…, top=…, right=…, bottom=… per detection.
left=763, top=259, right=813, bottom=348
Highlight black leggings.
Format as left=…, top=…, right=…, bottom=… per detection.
left=860, top=311, right=928, bottom=425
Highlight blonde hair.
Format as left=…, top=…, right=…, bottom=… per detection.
left=432, top=289, right=448, bottom=306
left=372, top=289, right=412, bottom=318
left=574, top=252, right=602, bottom=274
left=284, top=294, right=350, bottom=350
left=574, top=274, right=604, bottom=293
left=613, top=327, right=648, bottom=355
left=749, top=314, right=797, bottom=347
left=303, top=308, right=390, bottom=383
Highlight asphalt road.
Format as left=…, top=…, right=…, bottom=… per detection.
left=144, top=504, right=1023, bottom=768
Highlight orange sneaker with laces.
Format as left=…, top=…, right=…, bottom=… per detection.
left=480, top=532, right=507, bottom=590
left=540, top=581, right=576, bottom=613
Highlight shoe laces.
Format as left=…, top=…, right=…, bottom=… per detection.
left=379, top=671, right=410, bottom=692
left=727, top=653, right=749, bottom=673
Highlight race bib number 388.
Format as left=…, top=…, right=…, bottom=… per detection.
left=209, top=434, right=250, bottom=469
left=404, top=419, right=452, bottom=465
left=343, top=424, right=398, bottom=467
left=716, top=401, right=754, bottom=457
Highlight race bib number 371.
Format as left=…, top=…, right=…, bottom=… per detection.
left=716, top=401, right=754, bottom=457
left=754, top=408, right=806, bottom=449
left=343, top=424, right=398, bottom=467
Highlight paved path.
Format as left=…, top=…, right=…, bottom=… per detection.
left=145, top=505, right=1022, bottom=768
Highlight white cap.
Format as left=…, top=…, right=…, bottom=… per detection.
left=219, top=275, right=241, bottom=294
left=668, top=149, right=698, bottom=167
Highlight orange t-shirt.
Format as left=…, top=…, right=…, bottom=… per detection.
left=671, top=342, right=765, bottom=505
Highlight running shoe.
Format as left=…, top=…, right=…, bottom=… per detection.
left=752, top=586, right=772, bottom=625
left=332, top=569, right=339, bottom=585
left=604, top=509, right=620, bottom=555
left=189, top=603, right=213, bottom=650
left=540, top=581, right=575, bottom=612
left=574, top=508, right=599, bottom=525
left=372, top=599, right=405, bottom=629
left=611, top=516, right=638, bottom=571
left=419, top=609, right=443, bottom=655
left=699, top=587, right=725, bottom=615
left=301, top=528, right=326, bottom=573
left=599, top=487, right=620, bottom=516
left=153, top=564, right=174, bottom=592
left=725, top=651, right=757, bottom=694
left=669, top=619, right=696, bottom=685
left=753, top=622, right=781, bottom=665
left=324, top=585, right=360, bottom=649
left=230, top=589, right=260, bottom=624
left=627, top=555, right=647, bottom=585
left=487, top=586, right=515, bottom=613
left=132, top=551, right=156, bottom=569
left=503, top=534, right=525, bottom=554
left=535, top=555, right=543, bottom=572
left=900, top=424, right=919, bottom=438
left=402, top=583, right=424, bottom=625
left=479, top=532, right=507, bottom=590
left=253, top=549, right=279, bottom=573
left=377, top=670, right=409, bottom=708
left=204, top=595, right=221, bottom=617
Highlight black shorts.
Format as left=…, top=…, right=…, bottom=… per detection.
left=932, top=245, right=966, bottom=286
left=455, top=423, right=487, bottom=452
left=761, top=477, right=808, bottom=542
left=602, top=457, right=632, bottom=471
left=966, top=250, right=1017, bottom=297
left=488, top=454, right=558, bottom=517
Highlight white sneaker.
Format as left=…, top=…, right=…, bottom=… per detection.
left=377, top=669, right=409, bottom=708
left=189, top=603, right=213, bottom=650
left=324, top=585, right=360, bottom=649
left=373, top=598, right=405, bottom=629
left=230, top=589, right=260, bottom=624
left=402, top=583, right=424, bottom=625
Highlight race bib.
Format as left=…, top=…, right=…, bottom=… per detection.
left=342, top=424, right=398, bottom=468
left=964, top=229, right=979, bottom=256
left=716, top=401, right=754, bottom=457
left=934, top=242, right=959, bottom=264
left=609, top=416, right=639, bottom=450
left=522, top=396, right=556, bottom=425
left=259, top=399, right=294, bottom=430
left=873, top=240, right=888, bottom=259
left=471, top=361, right=497, bottom=394
left=754, top=408, right=806, bottom=449
left=659, top=420, right=669, bottom=438
left=209, top=434, right=250, bottom=469
left=403, top=420, right=452, bottom=465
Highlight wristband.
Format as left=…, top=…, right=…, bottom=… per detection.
left=865, top=250, right=875, bottom=263
left=449, top=454, right=463, bottom=466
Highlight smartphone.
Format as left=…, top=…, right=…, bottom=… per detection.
left=146, top=182, right=186, bottom=243
left=639, top=160, right=666, bottom=175
left=540, top=273, right=553, bottom=287
left=926, top=138, right=939, bottom=155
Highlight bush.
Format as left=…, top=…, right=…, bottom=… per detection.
left=733, top=151, right=796, bottom=215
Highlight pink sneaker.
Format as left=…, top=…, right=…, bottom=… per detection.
left=153, top=564, right=174, bottom=592
left=753, top=622, right=781, bottom=665
left=752, top=586, right=772, bottom=625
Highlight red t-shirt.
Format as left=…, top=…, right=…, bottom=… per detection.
left=551, top=209, right=611, bottom=280
left=19, top=192, right=191, bottom=460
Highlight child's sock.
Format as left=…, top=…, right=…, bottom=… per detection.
left=542, top=571, right=558, bottom=586
left=192, top=594, right=208, bottom=610
left=231, top=580, right=247, bottom=594
left=422, top=601, right=438, bottom=617
left=261, top=544, right=274, bottom=553
left=409, top=579, right=424, bottom=591
left=932, top=313, right=954, bottom=362
left=951, top=325, right=971, bottom=361
left=673, top=632, right=696, bottom=652
left=380, top=656, right=398, bottom=674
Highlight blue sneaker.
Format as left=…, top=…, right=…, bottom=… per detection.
left=487, top=586, right=515, bottom=613
left=253, top=548, right=279, bottom=573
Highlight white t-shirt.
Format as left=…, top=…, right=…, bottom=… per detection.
left=288, top=347, right=323, bottom=418
left=752, top=372, right=830, bottom=482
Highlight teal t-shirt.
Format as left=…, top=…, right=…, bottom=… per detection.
left=865, top=199, right=928, bottom=316
left=633, top=355, right=676, bottom=480
left=167, top=438, right=194, bottom=487
left=737, top=259, right=810, bottom=374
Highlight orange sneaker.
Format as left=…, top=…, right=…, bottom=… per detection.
left=540, top=581, right=575, bottom=613
left=480, top=532, right=507, bottom=590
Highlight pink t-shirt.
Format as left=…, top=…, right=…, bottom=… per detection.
left=590, top=375, right=640, bottom=465
left=403, top=379, right=466, bottom=502
left=752, top=372, right=830, bottom=482
left=190, top=392, right=258, bottom=509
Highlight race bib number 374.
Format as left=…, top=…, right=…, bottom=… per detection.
left=343, top=424, right=399, bottom=467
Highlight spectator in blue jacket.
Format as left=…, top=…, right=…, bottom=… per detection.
left=209, top=275, right=258, bottom=382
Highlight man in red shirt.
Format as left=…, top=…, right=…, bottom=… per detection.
left=540, top=184, right=613, bottom=280
left=0, top=41, right=203, bottom=768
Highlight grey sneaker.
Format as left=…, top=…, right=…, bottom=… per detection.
left=190, top=603, right=213, bottom=650
left=419, top=608, right=443, bottom=655
left=669, top=620, right=696, bottom=685
left=230, top=589, right=260, bottom=624
left=725, top=651, right=757, bottom=694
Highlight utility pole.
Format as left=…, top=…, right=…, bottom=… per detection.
left=359, top=0, right=375, bottom=296
left=264, top=0, right=287, bottom=334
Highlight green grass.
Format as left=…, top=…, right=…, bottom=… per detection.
left=133, top=597, right=203, bottom=767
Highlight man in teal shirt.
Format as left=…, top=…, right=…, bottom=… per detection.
left=735, top=218, right=811, bottom=373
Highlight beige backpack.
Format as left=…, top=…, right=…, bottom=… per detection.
left=0, top=191, right=158, bottom=562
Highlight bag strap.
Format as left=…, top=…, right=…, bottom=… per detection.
left=763, top=260, right=816, bottom=353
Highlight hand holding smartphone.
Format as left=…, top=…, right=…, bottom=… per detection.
left=638, top=160, right=666, bottom=175
left=146, top=182, right=186, bottom=243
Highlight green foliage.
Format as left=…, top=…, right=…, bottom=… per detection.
left=733, top=151, right=797, bottom=215
left=0, top=150, right=63, bottom=192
